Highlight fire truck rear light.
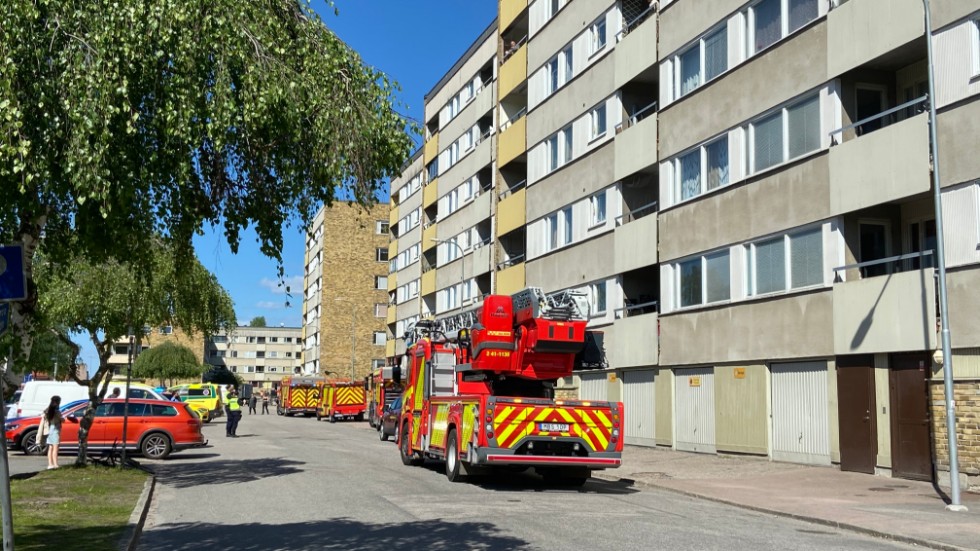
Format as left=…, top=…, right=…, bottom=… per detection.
left=486, top=423, right=493, bottom=436
left=582, top=402, right=591, bottom=407
left=612, top=429, right=620, bottom=438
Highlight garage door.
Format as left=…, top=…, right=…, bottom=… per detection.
left=622, top=370, right=656, bottom=446
left=771, top=362, right=831, bottom=465
left=674, top=368, right=715, bottom=454
left=579, top=372, right=607, bottom=402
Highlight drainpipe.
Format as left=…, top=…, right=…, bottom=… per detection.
left=922, top=0, right=966, bottom=512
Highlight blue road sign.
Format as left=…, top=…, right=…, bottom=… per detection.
left=0, top=303, right=8, bottom=337
left=0, top=244, right=27, bottom=301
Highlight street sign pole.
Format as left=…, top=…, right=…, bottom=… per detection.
left=0, top=244, right=25, bottom=551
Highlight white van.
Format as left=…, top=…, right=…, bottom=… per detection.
left=11, top=381, right=166, bottom=419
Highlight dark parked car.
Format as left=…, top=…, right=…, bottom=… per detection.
left=379, top=396, right=402, bottom=442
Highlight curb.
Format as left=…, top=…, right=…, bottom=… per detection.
left=592, top=473, right=974, bottom=551
left=118, top=474, right=155, bottom=551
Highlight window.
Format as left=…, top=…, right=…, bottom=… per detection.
left=375, top=303, right=386, bottom=317
left=373, top=331, right=387, bottom=346
left=372, top=359, right=386, bottom=370
left=544, top=44, right=574, bottom=97
left=749, top=94, right=819, bottom=173
left=745, top=227, right=823, bottom=296
left=376, top=248, right=389, bottom=262
left=562, top=207, right=573, bottom=245
left=159, top=325, right=173, bottom=335
left=588, top=18, right=607, bottom=56
left=544, top=125, right=573, bottom=174
left=590, top=192, right=607, bottom=226
left=375, top=276, right=387, bottom=289
left=547, top=213, right=559, bottom=250
left=677, top=250, right=731, bottom=307
left=590, top=282, right=607, bottom=315
left=257, top=336, right=266, bottom=344
left=256, top=366, right=265, bottom=373
left=268, top=351, right=278, bottom=359
left=747, top=0, right=819, bottom=56
left=561, top=126, right=573, bottom=164
left=212, top=335, right=228, bottom=344
left=674, top=136, right=729, bottom=203
left=671, top=23, right=728, bottom=99
left=544, top=208, right=574, bottom=252
left=973, top=18, right=980, bottom=77
left=589, top=104, right=607, bottom=141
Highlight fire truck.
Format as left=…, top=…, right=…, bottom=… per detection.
left=366, top=366, right=403, bottom=429
left=277, top=376, right=324, bottom=416
left=397, top=287, right=623, bottom=485
left=316, top=380, right=367, bottom=422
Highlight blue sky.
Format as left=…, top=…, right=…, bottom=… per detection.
left=80, top=0, right=497, bottom=373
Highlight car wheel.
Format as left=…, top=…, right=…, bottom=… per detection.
left=21, top=429, right=44, bottom=456
left=446, top=429, right=464, bottom=482
left=380, top=426, right=388, bottom=441
left=140, top=433, right=172, bottom=460
left=400, top=423, right=423, bottom=466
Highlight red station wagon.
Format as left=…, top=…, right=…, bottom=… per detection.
left=4, top=398, right=207, bottom=459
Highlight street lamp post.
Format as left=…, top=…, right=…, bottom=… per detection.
left=432, top=238, right=466, bottom=309
left=334, top=297, right=356, bottom=382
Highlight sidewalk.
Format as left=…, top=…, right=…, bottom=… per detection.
left=594, top=445, right=980, bottom=551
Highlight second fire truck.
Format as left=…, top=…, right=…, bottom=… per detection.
left=366, top=366, right=403, bottom=429
left=397, top=287, right=623, bottom=485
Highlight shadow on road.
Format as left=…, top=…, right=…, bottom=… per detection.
left=416, top=461, right=639, bottom=495
left=151, top=457, right=305, bottom=489
left=138, top=518, right=532, bottom=551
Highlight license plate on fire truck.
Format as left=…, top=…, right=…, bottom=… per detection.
left=538, top=423, right=569, bottom=432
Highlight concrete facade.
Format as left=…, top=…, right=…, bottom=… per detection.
left=205, top=325, right=303, bottom=389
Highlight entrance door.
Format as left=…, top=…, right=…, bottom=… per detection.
left=889, top=353, right=933, bottom=481
left=837, top=356, right=877, bottom=474
left=859, top=221, right=891, bottom=278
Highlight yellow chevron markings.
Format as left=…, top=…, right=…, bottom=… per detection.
left=494, top=406, right=522, bottom=445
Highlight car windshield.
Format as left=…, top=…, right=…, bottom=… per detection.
left=5, top=391, right=21, bottom=405
left=391, top=397, right=402, bottom=409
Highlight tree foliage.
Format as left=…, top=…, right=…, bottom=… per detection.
left=0, top=0, right=415, bottom=363
left=35, top=239, right=236, bottom=464
left=248, top=316, right=268, bottom=328
left=132, top=341, right=205, bottom=388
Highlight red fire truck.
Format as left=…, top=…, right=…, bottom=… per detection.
left=277, top=376, right=324, bottom=417
left=366, top=366, right=403, bottom=429
left=397, top=287, right=622, bottom=485
left=316, top=380, right=367, bottom=422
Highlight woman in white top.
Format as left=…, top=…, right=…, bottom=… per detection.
left=39, top=395, right=63, bottom=470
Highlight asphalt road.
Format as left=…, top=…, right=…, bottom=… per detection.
left=130, top=412, right=917, bottom=551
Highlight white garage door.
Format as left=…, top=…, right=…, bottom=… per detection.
left=622, top=369, right=656, bottom=446
left=771, top=362, right=831, bottom=465
left=579, top=372, right=607, bottom=402
left=674, top=368, right=715, bottom=454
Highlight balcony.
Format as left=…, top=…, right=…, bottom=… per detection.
left=388, top=238, right=398, bottom=257
left=609, top=311, right=659, bottom=368
left=499, top=0, right=527, bottom=33
left=385, top=340, right=396, bottom=358
left=499, top=42, right=526, bottom=100
left=496, top=185, right=526, bottom=237
left=832, top=256, right=936, bottom=354
left=498, top=113, right=526, bottom=167
left=422, top=224, right=438, bottom=252
left=421, top=269, right=436, bottom=296
left=827, top=0, right=923, bottom=77
left=388, top=204, right=400, bottom=227
left=496, top=260, right=525, bottom=295
left=386, top=307, right=396, bottom=325
left=614, top=8, right=658, bottom=89
left=423, top=134, right=439, bottom=165
left=828, top=112, right=930, bottom=216
left=387, top=273, right=397, bottom=292
left=614, top=203, right=658, bottom=273
left=436, top=242, right=493, bottom=290
left=614, top=103, right=658, bottom=181
left=423, top=180, right=439, bottom=209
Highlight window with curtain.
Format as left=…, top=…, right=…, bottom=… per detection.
left=547, top=58, right=559, bottom=95
left=562, top=126, right=573, bottom=164
left=590, top=192, right=606, bottom=225
left=562, top=207, right=573, bottom=245
left=679, top=46, right=700, bottom=96
left=753, top=0, right=782, bottom=53
left=705, top=252, right=731, bottom=303
left=547, top=213, right=559, bottom=250
left=704, top=27, right=728, bottom=82
left=547, top=134, right=559, bottom=171
left=705, top=137, right=729, bottom=191
left=590, top=104, right=607, bottom=139
left=790, top=228, right=823, bottom=287
left=788, top=0, right=819, bottom=33
left=563, top=45, right=574, bottom=84
left=752, top=237, right=786, bottom=294
left=753, top=111, right=783, bottom=172
left=590, top=282, right=607, bottom=314
left=679, top=149, right=701, bottom=200
left=589, top=18, right=607, bottom=55
left=679, top=258, right=702, bottom=307
left=787, top=95, right=820, bottom=158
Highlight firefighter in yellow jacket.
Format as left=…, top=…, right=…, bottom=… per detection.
left=225, top=386, right=242, bottom=437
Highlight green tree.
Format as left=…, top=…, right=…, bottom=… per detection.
left=0, top=0, right=414, bottom=364
left=248, top=316, right=268, bottom=328
left=36, top=239, right=237, bottom=464
left=132, top=341, right=205, bottom=388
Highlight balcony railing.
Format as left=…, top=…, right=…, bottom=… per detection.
left=498, top=179, right=527, bottom=200
left=615, top=200, right=658, bottom=226
left=617, top=1, right=657, bottom=41
left=829, top=95, right=927, bottom=145
left=614, top=299, right=659, bottom=319
left=499, top=107, right=528, bottom=133
left=501, top=34, right=528, bottom=64
left=832, top=250, right=934, bottom=281
left=495, top=253, right=525, bottom=271
left=617, top=100, right=658, bottom=132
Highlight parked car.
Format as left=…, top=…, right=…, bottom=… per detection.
left=4, top=398, right=207, bottom=459
left=9, top=380, right=167, bottom=420
left=168, top=383, right=224, bottom=422
left=4, top=390, right=22, bottom=419
left=379, top=396, right=402, bottom=442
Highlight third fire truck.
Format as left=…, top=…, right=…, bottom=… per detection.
left=366, top=366, right=403, bottom=429
left=397, top=287, right=623, bottom=485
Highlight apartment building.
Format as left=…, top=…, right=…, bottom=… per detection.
left=387, top=0, right=980, bottom=490
left=303, top=202, right=390, bottom=382
left=204, top=325, right=303, bottom=389
left=107, top=325, right=206, bottom=372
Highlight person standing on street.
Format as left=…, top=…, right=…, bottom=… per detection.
left=261, top=392, right=270, bottom=415
left=39, top=395, right=63, bottom=469
left=224, top=386, right=242, bottom=437
left=248, top=393, right=258, bottom=415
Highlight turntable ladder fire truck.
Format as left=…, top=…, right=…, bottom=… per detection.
left=397, top=287, right=623, bottom=485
